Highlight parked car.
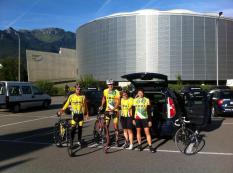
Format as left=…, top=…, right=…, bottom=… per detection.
left=0, top=81, right=51, bottom=113
left=84, top=89, right=103, bottom=116
left=209, top=89, right=233, bottom=117
left=121, top=72, right=183, bottom=137
left=180, top=86, right=210, bottom=126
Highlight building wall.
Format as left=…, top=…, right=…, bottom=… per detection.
left=26, top=48, right=77, bottom=82
left=76, top=11, right=233, bottom=81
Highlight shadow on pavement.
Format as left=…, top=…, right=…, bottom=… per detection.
left=0, top=127, right=54, bottom=162
left=201, top=118, right=224, bottom=132
left=0, top=158, right=34, bottom=172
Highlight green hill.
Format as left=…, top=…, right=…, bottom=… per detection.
left=0, top=27, right=76, bottom=59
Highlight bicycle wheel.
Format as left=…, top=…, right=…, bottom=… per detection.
left=174, top=128, right=195, bottom=154
left=93, top=120, right=101, bottom=143
left=66, top=127, right=74, bottom=157
left=185, top=134, right=205, bottom=155
left=53, top=123, right=62, bottom=147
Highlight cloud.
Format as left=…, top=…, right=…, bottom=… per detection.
left=6, top=0, right=41, bottom=28
left=141, top=0, right=160, bottom=9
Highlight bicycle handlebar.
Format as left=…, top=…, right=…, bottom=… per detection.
left=174, top=117, right=191, bottom=127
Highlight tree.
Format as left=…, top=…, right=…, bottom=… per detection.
left=0, top=57, right=18, bottom=81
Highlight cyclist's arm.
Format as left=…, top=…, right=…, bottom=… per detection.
left=84, top=97, right=89, bottom=117
left=100, top=96, right=106, bottom=109
left=147, top=100, right=152, bottom=121
left=132, top=106, right=135, bottom=120
left=61, top=96, right=71, bottom=111
left=114, top=97, right=120, bottom=111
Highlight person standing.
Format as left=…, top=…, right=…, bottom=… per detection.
left=58, top=84, right=89, bottom=147
left=99, top=79, right=120, bottom=151
left=120, top=90, right=134, bottom=150
left=133, top=88, right=155, bottom=153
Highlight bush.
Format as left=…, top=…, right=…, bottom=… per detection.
left=76, top=74, right=99, bottom=89
left=168, top=84, right=183, bottom=92
left=34, top=80, right=58, bottom=96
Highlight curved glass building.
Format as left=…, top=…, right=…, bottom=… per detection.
left=76, top=9, right=233, bottom=81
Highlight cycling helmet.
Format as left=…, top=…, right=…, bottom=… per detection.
left=106, top=79, right=114, bottom=85
left=75, top=83, right=82, bottom=89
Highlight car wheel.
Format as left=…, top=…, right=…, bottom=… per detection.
left=211, top=106, right=217, bottom=117
left=12, top=104, right=20, bottom=113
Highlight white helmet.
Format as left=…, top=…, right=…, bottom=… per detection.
left=106, top=79, right=114, bottom=85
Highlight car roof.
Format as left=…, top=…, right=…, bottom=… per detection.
left=121, top=72, right=168, bottom=89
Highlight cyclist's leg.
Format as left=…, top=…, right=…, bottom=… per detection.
left=77, top=114, right=84, bottom=144
left=135, top=119, right=142, bottom=150
left=70, top=119, right=77, bottom=146
left=127, top=117, right=134, bottom=146
left=121, top=117, right=129, bottom=143
left=104, top=112, right=111, bottom=147
left=113, top=111, right=119, bottom=145
left=143, top=119, right=152, bottom=146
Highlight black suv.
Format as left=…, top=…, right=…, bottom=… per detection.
left=122, top=72, right=183, bottom=137
left=180, top=86, right=210, bottom=126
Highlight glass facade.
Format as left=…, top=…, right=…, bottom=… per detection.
left=76, top=11, right=233, bottom=81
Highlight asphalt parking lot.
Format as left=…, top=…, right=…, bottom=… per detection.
left=0, top=96, right=233, bottom=173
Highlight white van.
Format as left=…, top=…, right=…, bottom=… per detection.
left=0, top=81, right=51, bottom=112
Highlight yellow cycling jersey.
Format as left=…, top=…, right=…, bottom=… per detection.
left=62, top=93, right=86, bottom=115
left=133, top=97, right=150, bottom=119
left=121, top=97, right=133, bottom=117
left=104, top=88, right=120, bottom=111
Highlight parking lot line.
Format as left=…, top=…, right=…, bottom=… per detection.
left=0, top=115, right=56, bottom=128
left=223, top=123, right=233, bottom=125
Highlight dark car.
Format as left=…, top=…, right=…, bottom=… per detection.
left=180, top=86, right=210, bottom=126
left=84, top=89, right=103, bottom=116
left=209, top=89, right=233, bottom=117
left=121, top=72, right=183, bottom=137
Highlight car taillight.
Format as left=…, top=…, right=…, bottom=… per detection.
left=167, top=97, right=176, bottom=118
left=217, top=99, right=224, bottom=106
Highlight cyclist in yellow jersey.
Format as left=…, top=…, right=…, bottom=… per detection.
left=120, top=90, right=134, bottom=150
left=133, top=88, right=155, bottom=153
left=58, top=84, right=89, bottom=146
left=99, top=79, right=120, bottom=149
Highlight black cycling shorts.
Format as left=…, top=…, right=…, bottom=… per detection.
left=135, top=119, right=149, bottom=128
left=121, top=117, right=133, bottom=129
left=104, top=111, right=118, bottom=123
left=72, top=113, right=84, bottom=126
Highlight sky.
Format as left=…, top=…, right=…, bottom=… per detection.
left=0, top=0, right=233, bottom=32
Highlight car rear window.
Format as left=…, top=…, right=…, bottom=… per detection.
left=221, top=91, right=233, bottom=99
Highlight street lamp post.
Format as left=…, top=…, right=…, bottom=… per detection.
left=216, top=12, right=223, bottom=86
left=15, top=32, right=21, bottom=81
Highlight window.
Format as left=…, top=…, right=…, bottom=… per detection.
left=22, top=86, right=32, bottom=94
left=9, top=86, right=21, bottom=96
left=0, top=84, right=5, bottom=95
left=32, top=86, right=42, bottom=95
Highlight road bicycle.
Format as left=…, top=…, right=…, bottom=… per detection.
left=93, top=111, right=106, bottom=145
left=174, top=116, right=205, bottom=155
left=53, top=115, right=80, bottom=157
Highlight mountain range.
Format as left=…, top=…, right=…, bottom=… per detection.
left=0, top=27, right=76, bottom=60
